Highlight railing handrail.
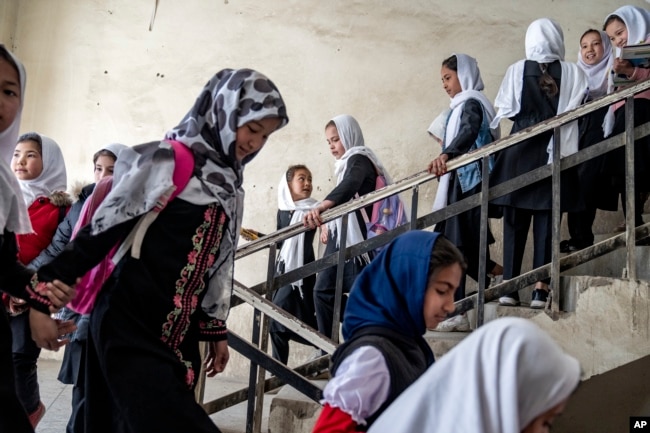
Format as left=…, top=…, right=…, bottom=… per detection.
left=236, top=77, right=650, bottom=259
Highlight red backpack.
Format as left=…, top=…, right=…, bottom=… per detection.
left=68, top=141, right=194, bottom=314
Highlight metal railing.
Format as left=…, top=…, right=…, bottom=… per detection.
left=199, top=78, right=650, bottom=433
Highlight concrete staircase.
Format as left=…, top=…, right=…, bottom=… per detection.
left=266, top=246, right=650, bottom=433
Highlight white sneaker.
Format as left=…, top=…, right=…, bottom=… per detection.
left=435, top=314, right=470, bottom=332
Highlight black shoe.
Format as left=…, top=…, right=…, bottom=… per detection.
left=559, top=240, right=572, bottom=253
left=530, top=289, right=549, bottom=309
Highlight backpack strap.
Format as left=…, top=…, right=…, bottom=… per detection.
left=120, top=140, right=195, bottom=261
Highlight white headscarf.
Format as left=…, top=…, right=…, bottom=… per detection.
left=427, top=108, right=451, bottom=140
left=0, top=159, right=32, bottom=234
left=577, top=30, right=616, bottom=136
left=100, top=142, right=128, bottom=160
left=277, top=169, right=317, bottom=290
left=91, top=68, right=289, bottom=320
left=491, top=18, right=589, bottom=161
left=433, top=54, right=498, bottom=212
left=16, top=134, right=67, bottom=207
left=368, top=317, right=581, bottom=433
left=0, top=45, right=26, bottom=166
left=327, top=114, right=392, bottom=251
left=605, top=5, right=650, bottom=56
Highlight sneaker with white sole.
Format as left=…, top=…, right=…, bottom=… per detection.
left=530, top=288, right=549, bottom=309
left=498, top=291, right=520, bottom=306
left=435, top=313, right=470, bottom=332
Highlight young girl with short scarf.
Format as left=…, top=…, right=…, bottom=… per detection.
left=270, top=164, right=319, bottom=364
left=428, top=54, right=503, bottom=332
left=17, top=68, right=288, bottom=433
left=312, top=231, right=465, bottom=433
left=604, top=5, right=650, bottom=228
left=561, top=30, right=616, bottom=253
left=303, top=114, right=393, bottom=341
left=490, top=18, right=588, bottom=309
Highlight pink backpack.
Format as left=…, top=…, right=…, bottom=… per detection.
left=68, top=141, right=194, bottom=314
left=361, top=174, right=408, bottom=255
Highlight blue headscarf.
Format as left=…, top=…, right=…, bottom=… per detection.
left=342, top=231, right=441, bottom=340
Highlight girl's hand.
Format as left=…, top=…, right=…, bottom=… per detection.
left=29, top=308, right=76, bottom=351
left=46, top=279, right=78, bottom=313
left=320, top=225, right=329, bottom=244
left=204, top=340, right=229, bottom=377
left=304, top=208, right=323, bottom=228
left=428, top=154, right=449, bottom=176
left=613, top=58, right=635, bottom=77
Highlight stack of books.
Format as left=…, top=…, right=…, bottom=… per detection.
left=613, top=43, right=650, bottom=85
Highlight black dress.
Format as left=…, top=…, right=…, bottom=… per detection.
left=437, top=99, right=496, bottom=299
left=313, top=154, right=376, bottom=339
left=28, top=199, right=229, bottom=433
left=269, top=209, right=317, bottom=364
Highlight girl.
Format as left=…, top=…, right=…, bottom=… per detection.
left=368, top=317, right=580, bottom=433
left=428, top=54, right=503, bottom=331
left=490, top=18, right=588, bottom=308
left=604, top=5, right=650, bottom=230
left=10, top=132, right=70, bottom=428
left=0, top=45, right=25, bottom=165
left=41, top=143, right=126, bottom=433
left=18, top=68, right=288, bottom=433
left=0, top=43, right=76, bottom=433
left=561, top=30, right=616, bottom=253
left=270, top=164, right=319, bottom=364
left=312, top=231, right=465, bottom=432
left=303, top=114, right=393, bottom=341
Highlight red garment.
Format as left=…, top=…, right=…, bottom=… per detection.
left=16, top=197, right=69, bottom=265
left=313, top=404, right=358, bottom=433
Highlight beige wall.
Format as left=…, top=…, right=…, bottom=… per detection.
left=4, top=0, right=648, bottom=374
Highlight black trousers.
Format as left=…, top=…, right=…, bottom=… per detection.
left=502, top=207, right=551, bottom=285
left=0, top=310, right=33, bottom=433
left=313, top=260, right=364, bottom=340
left=567, top=207, right=597, bottom=247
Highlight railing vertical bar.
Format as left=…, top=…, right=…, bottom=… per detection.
left=551, top=126, right=562, bottom=314
left=410, top=185, right=419, bottom=230
left=476, top=155, right=490, bottom=328
left=625, top=96, right=637, bottom=279
left=245, top=310, right=261, bottom=433
left=252, top=243, right=278, bottom=433
left=331, top=213, right=349, bottom=343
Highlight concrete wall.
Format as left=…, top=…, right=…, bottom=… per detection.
left=5, top=0, right=649, bottom=374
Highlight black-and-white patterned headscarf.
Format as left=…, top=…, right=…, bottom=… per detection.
left=91, top=68, right=288, bottom=320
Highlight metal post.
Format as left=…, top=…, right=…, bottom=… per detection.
left=551, top=126, right=561, bottom=315
left=624, top=97, right=637, bottom=279
left=331, top=213, right=349, bottom=343
left=475, top=155, right=490, bottom=328
left=410, top=185, right=419, bottom=230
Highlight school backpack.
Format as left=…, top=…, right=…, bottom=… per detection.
left=67, top=140, right=194, bottom=314
left=361, top=174, right=408, bottom=255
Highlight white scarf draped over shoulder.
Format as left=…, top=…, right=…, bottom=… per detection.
left=327, top=114, right=392, bottom=253
left=368, top=317, right=581, bottom=433
left=0, top=159, right=31, bottom=234
left=277, top=172, right=317, bottom=290
left=491, top=18, right=588, bottom=162
left=17, top=134, right=68, bottom=207
left=91, top=69, right=289, bottom=321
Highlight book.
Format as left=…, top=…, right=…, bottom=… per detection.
left=620, top=43, right=650, bottom=62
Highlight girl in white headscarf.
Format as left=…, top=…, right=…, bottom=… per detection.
left=303, top=114, right=393, bottom=341
left=368, top=317, right=580, bottom=433
left=604, top=5, right=650, bottom=230
left=561, top=30, right=617, bottom=255
left=9, top=132, right=71, bottom=428
left=427, top=54, right=503, bottom=331
left=16, top=68, right=289, bottom=432
left=269, top=164, right=319, bottom=364
left=0, top=45, right=26, bottom=166
left=489, top=18, right=588, bottom=309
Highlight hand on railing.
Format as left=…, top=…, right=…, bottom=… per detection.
left=428, top=153, right=449, bottom=176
